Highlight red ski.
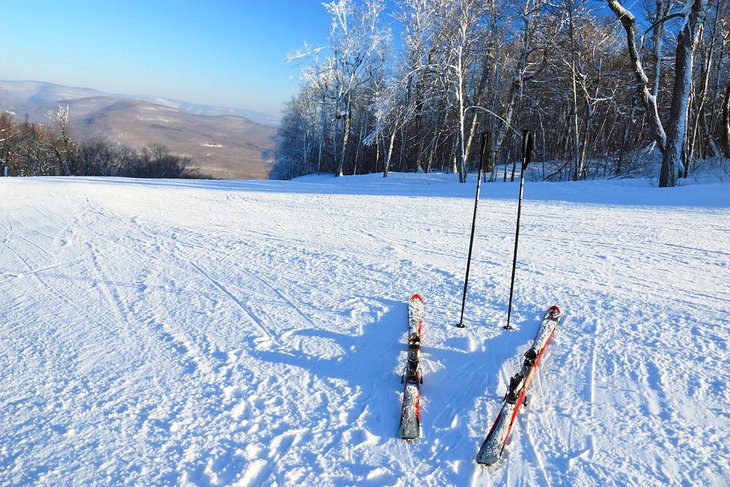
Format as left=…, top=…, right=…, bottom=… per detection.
left=399, top=294, right=424, bottom=440
left=476, top=306, right=562, bottom=465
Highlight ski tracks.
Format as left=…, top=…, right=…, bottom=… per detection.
left=83, top=204, right=218, bottom=383
left=4, top=177, right=728, bottom=485
left=187, top=259, right=279, bottom=348
left=75, top=196, right=305, bottom=483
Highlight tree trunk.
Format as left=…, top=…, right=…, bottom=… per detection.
left=332, top=97, right=340, bottom=176
left=339, top=111, right=350, bottom=177
left=609, top=0, right=706, bottom=187
left=384, top=121, right=398, bottom=178
left=651, top=1, right=671, bottom=100
left=722, top=82, right=730, bottom=157
left=689, top=25, right=712, bottom=165
left=568, top=9, right=583, bottom=181
left=353, top=110, right=368, bottom=175
left=660, top=0, right=707, bottom=187
left=318, top=88, right=327, bottom=174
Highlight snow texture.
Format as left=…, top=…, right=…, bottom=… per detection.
left=1, top=172, right=729, bottom=485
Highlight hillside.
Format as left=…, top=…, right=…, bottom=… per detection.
left=1, top=174, right=728, bottom=485
left=0, top=81, right=276, bottom=179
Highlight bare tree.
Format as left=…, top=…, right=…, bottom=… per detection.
left=489, top=0, right=546, bottom=181
left=608, top=0, right=709, bottom=187
left=276, top=0, right=724, bottom=182
left=47, top=105, right=76, bottom=176
left=323, top=0, right=388, bottom=176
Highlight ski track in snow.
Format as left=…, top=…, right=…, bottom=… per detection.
left=1, top=174, right=728, bottom=486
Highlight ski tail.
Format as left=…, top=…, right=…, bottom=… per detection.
left=475, top=403, right=516, bottom=465
left=399, top=379, right=421, bottom=440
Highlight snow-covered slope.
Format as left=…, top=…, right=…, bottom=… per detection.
left=1, top=174, right=728, bottom=485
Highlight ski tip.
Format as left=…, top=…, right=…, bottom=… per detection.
left=548, top=305, right=561, bottom=314
left=410, top=293, right=423, bottom=302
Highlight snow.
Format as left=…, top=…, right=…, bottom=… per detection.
left=1, top=172, right=728, bottom=485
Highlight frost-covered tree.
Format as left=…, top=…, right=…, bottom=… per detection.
left=275, top=0, right=725, bottom=182
left=271, top=92, right=319, bottom=179
left=324, top=0, right=389, bottom=176
left=47, top=105, right=76, bottom=176
left=432, top=0, right=487, bottom=182
left=281, top=0, right=389, bottom=178
left=608, top=0, right=709, bottom=187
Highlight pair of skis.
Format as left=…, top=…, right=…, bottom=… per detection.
left=399, top=294, right=424, bottom=440
left=396, top=134, right=558, bottom=458
left=397, top=294, right=562, bottom=464
left=475, top=305, right=562, bottom=465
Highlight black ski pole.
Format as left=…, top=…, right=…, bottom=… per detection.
left=504, top=130, right=533, bottom=330
left=458, top=132, right=491, bottom=328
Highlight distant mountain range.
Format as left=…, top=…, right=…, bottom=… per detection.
left=0, top=80, right=278, bottom=179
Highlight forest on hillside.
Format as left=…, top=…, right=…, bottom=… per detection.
left=272, top=0, right=729, bottom=187
left=0, top=109, right=204, bottom=179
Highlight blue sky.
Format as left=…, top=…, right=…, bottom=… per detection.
left=0, top=1, right=632, bottom=118
left=0, top=0, right=335, bottom=116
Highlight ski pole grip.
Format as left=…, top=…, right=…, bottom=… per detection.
left=522, top=130, right=533, bottom=170
left=479, top=132, right=492, bottom=173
